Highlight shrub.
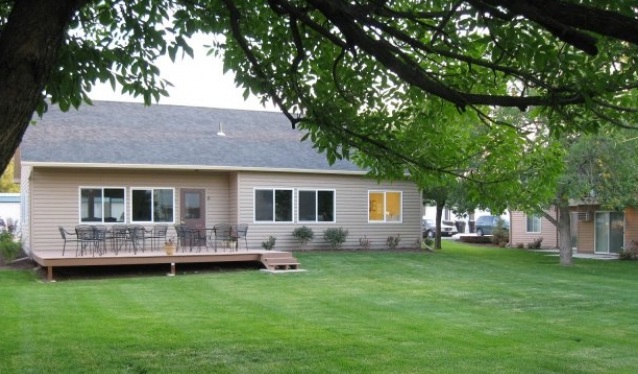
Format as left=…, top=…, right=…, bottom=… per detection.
left=261, top=236, right=276, bottom=250
left=292, top=226, right=314, bottom=249
left=0, top=232, right=21, bottom=263
left=516, top=242, right=525, bottom=249
left=358, top=235, right=371, bottom=251
left=526, top=238, right=543, bottom=249
left=459, top=236, right=492, bottom=244
left=412, top=239, right=421, bottom=249
left=323, top=227, right=349, bottom=250
left=619, top=241, right=638, bottom=260
left=491, top=220, right=510, bottom=247
left=386, top=234, right=401, bottom=250
left=421, top=237, right=434, bottom=251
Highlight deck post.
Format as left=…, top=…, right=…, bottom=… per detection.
left=47, top=266, right=53, bottom=282
left=170, top=262, right=175, bottom=276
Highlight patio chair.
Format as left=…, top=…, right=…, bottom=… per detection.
left=147, top=224, right=168, bottom=251
left=189, top=227, right=208, bottom=252
left=235, top=224, right=249, bottom=250
left=93, top=225, right=109, bottom=255
left=128, top=225, right=146, bottom=254
left=111, top=224, right=129, bottom=254
left=75, top=225, right=100, bottom=256
left=212, top=224, right=233, bottom=252
left=174, top=224, right=187, bottom=252
left=58, top=226, right=78, bottom=256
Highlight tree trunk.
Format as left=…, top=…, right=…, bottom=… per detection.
left=435, top=200, right=444, bottom=250
left=557, top=205, right=573, bottom=266
left=0, top=0, right=87, bottom=173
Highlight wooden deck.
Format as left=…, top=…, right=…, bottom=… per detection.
left=31, top=247, right=301, bottom=281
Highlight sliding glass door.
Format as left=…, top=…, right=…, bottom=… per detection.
left=595, top=212, right=624, bottom=254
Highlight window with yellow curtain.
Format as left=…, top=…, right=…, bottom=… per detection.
left=368, top=191, right=402, bottom=222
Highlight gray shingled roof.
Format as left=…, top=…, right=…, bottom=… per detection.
left=21, top=101, right=362, bottom=173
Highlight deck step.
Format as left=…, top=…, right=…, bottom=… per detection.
left=260, top=252, right=301, bottom=271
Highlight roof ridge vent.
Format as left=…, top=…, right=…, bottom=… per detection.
left=217, top=122, right=226, bottom=137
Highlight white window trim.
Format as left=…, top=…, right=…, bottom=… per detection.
left=78, top=186, right=126, bottom=224
left=130, top=187, right=175, bottom=224
left=297, top=188, right=336, bottom=223
left=368, top=190, right=403, bottom=223
left=526, top=215, right=542, bottom=233
left=253, top=187, right=295, bottom=223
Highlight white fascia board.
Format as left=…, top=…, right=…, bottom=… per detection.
left=21, top=161, right=368, bottom=176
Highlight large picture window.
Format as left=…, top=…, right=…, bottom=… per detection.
left=131, top=188, right=174, bottom=223
left=255, top=188, right=293, bottom=222
left=299, top=189, right=335, bottom=222
left=526, top=215, right=541, bottom=233
left=80, top=187, right=125, bottom=223
left=368, top=191, right=402, bottom=223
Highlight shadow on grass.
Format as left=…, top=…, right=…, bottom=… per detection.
left=3, top=259, right=264, bottom=281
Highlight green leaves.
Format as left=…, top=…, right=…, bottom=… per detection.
left=10, top=0, right=638, bottom=213
left=41, top=0, right=187, bottom=109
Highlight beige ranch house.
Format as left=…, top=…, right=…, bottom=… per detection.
left=18, top=101, right=421, bottom=259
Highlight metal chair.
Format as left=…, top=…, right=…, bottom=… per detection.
left=111, top=224, right=129, bottom=254
left=174, top=224, right=187, bottom=252
left=93, top=225, right=109, bottom=255
left=58, top=226, right=78, bottom=256
left=212, top=224, right=233, bottom=252
left=75, top=225, right=100, bottom=256
left=128, top=225, right=146, bottom=254
left=147, top=224, right=168, bottom=251
left=189, top=227, right=208, bottom=252
left=235, top=224, right=249, bottom=250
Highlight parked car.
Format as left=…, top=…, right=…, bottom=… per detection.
left=422, top=218, right=458, bottom=238
left=475, top=215, right=510, bottom=236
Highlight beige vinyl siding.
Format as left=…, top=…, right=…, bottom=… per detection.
left=27, top=166, right=421, bottom=253
left=229, top=172, right=239, bottom=224
left=577, top=218, right=595, bottom=254
left=29, top=167, right=231, bottom=253
left=20, top=165, right=32, bottom=254
left=237, top=171, right=421, bottom=250
left=510, top=210, right=558, bottom=248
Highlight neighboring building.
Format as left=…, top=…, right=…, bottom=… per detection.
left=511, top=205, right=634, bottom=254
left=510, top=210, right=559, bottom=249
left=0, top=192, right=20, bottom=232
left=17, top=101, right=422, bottom=255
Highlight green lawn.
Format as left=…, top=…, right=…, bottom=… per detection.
left=1, top=242, right=637, bottom=373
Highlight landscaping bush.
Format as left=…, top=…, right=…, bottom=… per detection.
left=421, top=237, right=434, bottom=251
left=619, top=241, right=638, bottom=260
left=323, top=227, right=349, bottom=250
left=459, top=235, right=492, bottom=244
left=386, top=234, right=401, bottom=250
left=358, top=235, right=371, bottom=250
left=0, top=232, right=21, bottom=263
left=526, top=238, right=543, bottom=249
left=261, top=236, right=276, bottom=250
left=491, top=220, right=510, bottom=247
left=292, top=226, right=314, bottom=249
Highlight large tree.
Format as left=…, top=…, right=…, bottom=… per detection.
left=2, top=1, right=638, bottom=178
left=520, top=128, right=638, bottom=265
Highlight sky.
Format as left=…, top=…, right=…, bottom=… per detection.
left=90, top=37, right=275, bottom=112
